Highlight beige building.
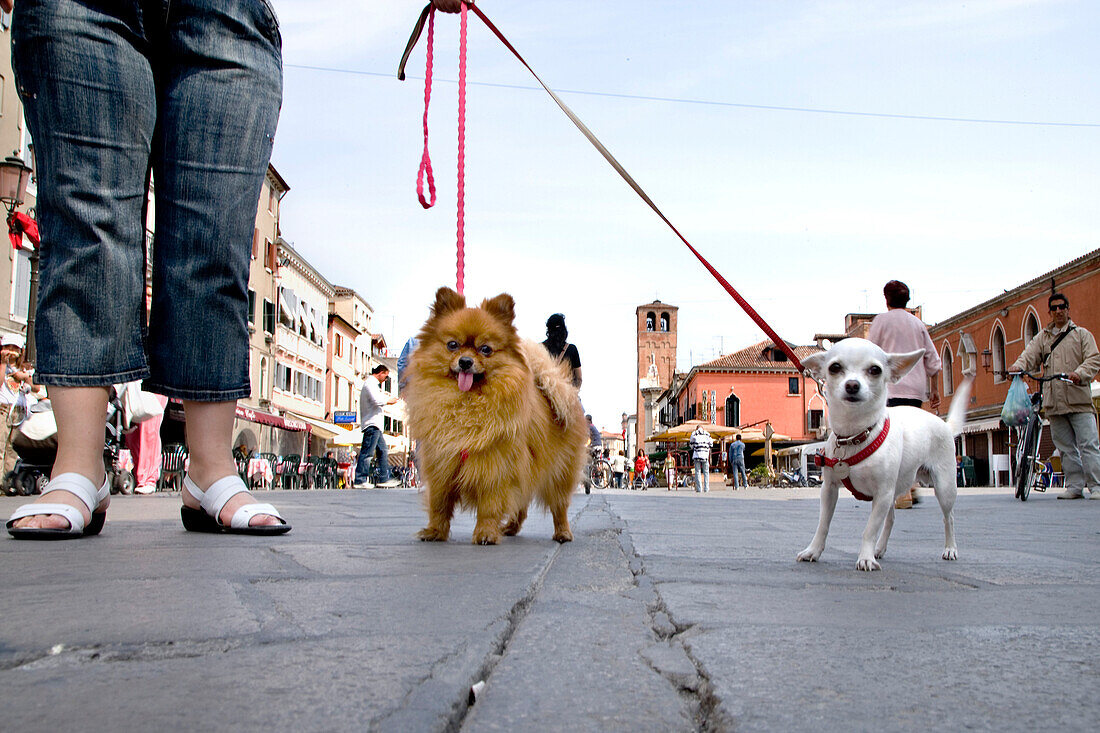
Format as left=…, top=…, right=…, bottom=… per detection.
left=244, top=165, right=289, bottom=412
left=272, top=238, right=337, bottom=446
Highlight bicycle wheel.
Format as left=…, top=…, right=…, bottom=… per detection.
left=592, top=461, right=612, bottom=489
left=1015, top=418, right=1040, bottom=501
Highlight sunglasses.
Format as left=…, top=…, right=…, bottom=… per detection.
left=1049, top=304, right=1068, bottom=311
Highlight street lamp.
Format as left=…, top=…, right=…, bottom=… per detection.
left=980, top=349, right=992, bottom=373
left=0, top=152, right=36, bottom=363
left=0, top=152, right=32, bottom=209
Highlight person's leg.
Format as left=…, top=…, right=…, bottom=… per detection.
left=143, top=2, right=282, bottom=525
left=129, top=403, right=165, bottom=491
left=703, top=459, right=710, bottom=491
left=1049, top=415, right=1085, bottom=497
left=8, top=2, right=154, bottom=531
left=693, top=459, right=703, bottom=492
left=1066, top=412, right=1100, bottom=495
left=354, top=437, right=373, bottom=484
left=11, top=387, right=110, bottom=529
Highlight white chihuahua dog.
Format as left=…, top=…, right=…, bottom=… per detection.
left=797, top=338, right=973, bottom=571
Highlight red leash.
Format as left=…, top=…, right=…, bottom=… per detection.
left=399, top=3, right=802, bottom=370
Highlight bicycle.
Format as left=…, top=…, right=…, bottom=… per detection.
left=1009, top=371, right=1073, bottom=501
left=585, top=449, right=612, bottom=493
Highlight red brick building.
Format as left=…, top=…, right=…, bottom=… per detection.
left=664, top=341, right=826, bottom=446
left=928, top=248, right=1100, bottom=485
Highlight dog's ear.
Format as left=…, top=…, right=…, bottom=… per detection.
left=801, top=351, right=829, bottom=381
left=886, top=349, right=924, bottom=383
left=431, top=287, right=466, bottom=318
left=481, top=293, right=516, bottom=325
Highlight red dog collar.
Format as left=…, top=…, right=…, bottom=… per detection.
left=814, top=417, right=891, bottom=502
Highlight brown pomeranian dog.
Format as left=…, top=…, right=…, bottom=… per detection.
left=405, top=287, right=587, bottom=545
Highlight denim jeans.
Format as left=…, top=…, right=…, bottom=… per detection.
left=730, top=460, right=748, bottom=489
left=1049, top=412, right=1100, bottom=493
left=355, top=426, right=391, bottom=484
left=694, top=458, right=709, bottom=492
left=13, top=0, right=282, bottom=400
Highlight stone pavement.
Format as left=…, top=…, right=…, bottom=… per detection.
left=0, top=483, right=1096, bottom=731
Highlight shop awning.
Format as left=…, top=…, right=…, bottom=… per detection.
left=234, top=405, right=308, bottom=431
left=284, top=413, right=343, bottom=440
left=959, top=417, right=1004, bottom=435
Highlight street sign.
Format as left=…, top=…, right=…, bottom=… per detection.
left=333, top=411, right=357, bottom=424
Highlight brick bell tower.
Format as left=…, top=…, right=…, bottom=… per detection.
left=636, top=300, right=678, bottom=454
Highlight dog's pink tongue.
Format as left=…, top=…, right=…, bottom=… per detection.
left=458, top=372, right=474, bottom=392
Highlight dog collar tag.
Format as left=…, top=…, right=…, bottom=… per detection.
left=831, top=461, right=851, bottom=480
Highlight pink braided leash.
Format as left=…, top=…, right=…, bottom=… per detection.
left=416, top=8, right=436, bottom=210
left=414, top=4, right=468, bottom=294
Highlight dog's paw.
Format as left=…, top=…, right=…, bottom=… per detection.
left=856, top=555, right=881, bottom=571
left=417, top=526, right=450, bottom=542
left=553, top=529, right=573, bottom=543
left=942, top=547, right=958, bottom=561
left=472, top=528, right=501, bottom=545
left=796, top=546, right=822, bottom=562
left=874, top=544, right=887, bottom=559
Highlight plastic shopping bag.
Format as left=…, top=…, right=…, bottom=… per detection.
left=1000, top=376, right=1031, bottom=427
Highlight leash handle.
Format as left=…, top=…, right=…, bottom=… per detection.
left=415, top=7, right=437, bottom=210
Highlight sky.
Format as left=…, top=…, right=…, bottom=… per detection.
left=269, top=0, right=1100, bottom=433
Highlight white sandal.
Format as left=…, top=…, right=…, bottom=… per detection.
left=180, top=475, right=290, bottom=535
left=6, top=473, right=110, bottom=540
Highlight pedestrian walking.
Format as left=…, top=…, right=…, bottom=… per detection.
left=868, top=280, right=942, bottom=509
left=355, top=365, right=400, bottom=488
left=727, top=434, right=748, bottom=489
left=689, top=426, right=713, bottom=493
left=542, top=314, right=582, bottom=388
left=5, top=0, right=291, bottom=537
left=610, top=450, right=626, bottom=488
left=633, top=450, right=650, bottom=490
left=1009, top=293, right=1100, bottom=500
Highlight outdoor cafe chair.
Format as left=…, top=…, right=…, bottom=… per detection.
left=278, top=454, right=302, bottom=490
left=158, top=444, right=188, bottom=492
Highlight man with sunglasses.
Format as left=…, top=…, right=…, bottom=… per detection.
left=1010, top=293, right=1100, bottom=499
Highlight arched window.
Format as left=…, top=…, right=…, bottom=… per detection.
left=259, top=357, right=268, bottom=398
left=1024, top=311, right=1040, bottom=345
left=646, top=311, right=656, bottom=331
left=991, top=326, right=1006, bottom=384
left=724, top=393, right=740, bottom=427
left=941, top=345, right=954, bottom=396
left=660, top=312, right=670, bottom=332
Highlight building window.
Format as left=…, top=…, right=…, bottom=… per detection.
left=10, top=246, right=31, bottom=322
left=259, top=357, right=268, bottom=398
left=991, top=326, right=1006, bottom=384
left=942, top=345, right=954, bottom=396
left=646, top=311, right=655, bottom=331
left=275, top=362, right=292, bottom=392
left=263, top=299, right=275, bottom=334
left=788, top=377, right=800, bottom=395
left=1023, top=312, right=1040, bottom=344
left=724, top=393, right=740, bottom=427
left=264, top=238, right=276, bottom=271
left=252, top=228, right=260, bottom=260
left=247, top=289, right=256, bottom=324
left=660, top=312, right=670, bottom=332
left=808, top=409, right=823, bottom=431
